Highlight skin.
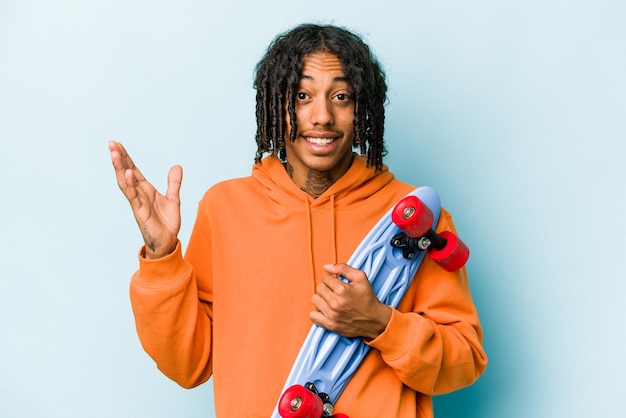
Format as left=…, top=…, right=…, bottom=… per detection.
left=282, top=52, right=356, bottom=199
left=108, top=51, right=391, bottom=339
left=108, top=141, right=181, bottom=260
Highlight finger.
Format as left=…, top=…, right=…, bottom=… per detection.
left=310, top=293, right=347, bottom=334
left=165, top=165, right=183, bottom=203
left=311, top=293, right=328, bottom=313
left=310, top=294, right=333, bottom=327
left=316, top=279, right=338, bottom=300
left=109, top=141, right=146, bottom=183
left=109, top=141, right=132, bottom=170
left=320, top=274, right=349, bottom=297
left=123, top=168, right=140, bottom=200
left=323, top=263, right=364, bottom=284
left=309, top=309, right=326, bottom=328
left=110, top=142, right=152, bottom=208
left=109, top=142, right=126, bottom=179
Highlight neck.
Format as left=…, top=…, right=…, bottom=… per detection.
left=284, top=157, right=353, bottom=199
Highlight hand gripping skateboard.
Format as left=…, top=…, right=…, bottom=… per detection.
left=273, top=187, right=469, bottom=418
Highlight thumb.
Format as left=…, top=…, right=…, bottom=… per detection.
left=165, top=165, right=183, bottom=202
left=323, top=263, right=363, bottom=284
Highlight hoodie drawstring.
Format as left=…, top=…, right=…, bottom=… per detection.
left=330, top=194, right=337, bottom=265
left=304, top=198, right=316, bottom=295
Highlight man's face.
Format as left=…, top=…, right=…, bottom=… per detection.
left=283, top=52, right=356, bottom=185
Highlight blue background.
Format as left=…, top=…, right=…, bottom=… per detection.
left=1, top=1, right=624, bottom=417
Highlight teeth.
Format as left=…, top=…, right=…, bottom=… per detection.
left=306, top=137, right=334, bottom=145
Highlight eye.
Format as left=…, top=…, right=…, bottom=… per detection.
left=332, top=92, right=352, bottom=107
left=296, top=92, right=308, bottom=100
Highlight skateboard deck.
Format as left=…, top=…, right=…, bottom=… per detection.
left=273, top=186, right=464, bottom=417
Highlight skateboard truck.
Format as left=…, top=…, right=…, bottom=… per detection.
left=390, top=230, right=443, bottom=259
left=305, top=382, right=334, bottom=417
left=390, top=195, right=469, bottom=272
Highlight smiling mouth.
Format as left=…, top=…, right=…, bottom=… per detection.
left=305, top=136, right=336, bottom=145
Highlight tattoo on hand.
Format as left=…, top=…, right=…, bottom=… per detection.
left=143, top=227, right=156, bottom=252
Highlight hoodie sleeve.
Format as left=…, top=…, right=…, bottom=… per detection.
left=366, top=208, right=487, bottom=395
left=129, top=201, right=215, bottom=389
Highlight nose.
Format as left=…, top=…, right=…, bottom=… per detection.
left=310, top=98, right=334, bottom=126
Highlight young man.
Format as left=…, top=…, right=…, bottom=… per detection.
left=110, top=24, right=487, bottom=418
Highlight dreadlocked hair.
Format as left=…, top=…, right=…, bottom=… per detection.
left=253, top=23, right=388, bottom=171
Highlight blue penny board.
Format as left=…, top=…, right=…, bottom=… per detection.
left=272, top=187, right=441, bottom=417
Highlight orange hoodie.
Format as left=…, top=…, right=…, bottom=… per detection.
left=129, top=154, right=487, bottom=418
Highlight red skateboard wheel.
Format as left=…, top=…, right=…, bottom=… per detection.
left=428, top=230, right=470, bottom=272
left=392, top=195, right=434, bottom=238
left=278, top=384, right=324, bottom=418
